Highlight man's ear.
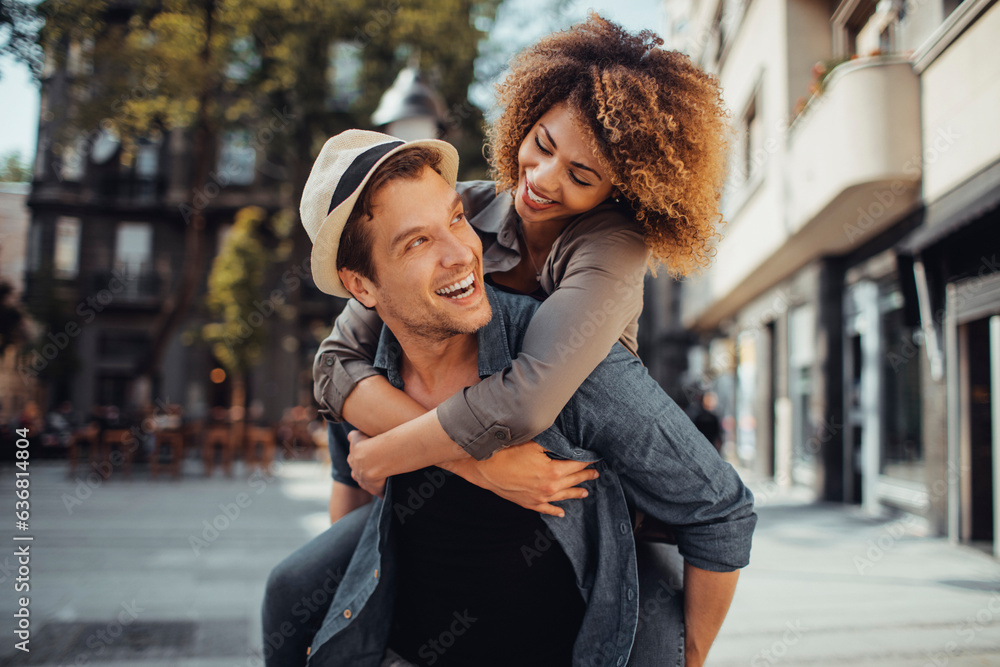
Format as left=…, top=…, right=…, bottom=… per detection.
left=338, top=268, right=378, bottom=308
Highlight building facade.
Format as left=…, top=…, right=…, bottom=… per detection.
left=665, top=0, right=999, bottom=547
left=21, top=29, right=339, bottom=428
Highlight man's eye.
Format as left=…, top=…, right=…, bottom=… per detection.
left=534, top=135, right=552, bottom=156
left=452, top=212, right=467, bottom=225
left=407, top=237, right=427, bottom=250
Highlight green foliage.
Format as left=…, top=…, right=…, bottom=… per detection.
left=0, top=0, right=43, bottom=78
left=202, top=206, right=271, bottom=374
left=33, top=0, right=502, bottom=174
left=0, top=151, right=30, bottom=182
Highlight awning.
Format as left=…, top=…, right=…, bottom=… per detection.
left=901, top=158, right=1000, bottom=253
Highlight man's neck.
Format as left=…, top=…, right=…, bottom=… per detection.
left=395, top=330, right=481, bottom=410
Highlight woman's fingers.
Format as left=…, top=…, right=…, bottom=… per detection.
left=533, top=503, right=567, bottom=518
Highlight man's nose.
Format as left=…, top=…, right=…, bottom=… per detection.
left=440, top=233, right=476, bottom=267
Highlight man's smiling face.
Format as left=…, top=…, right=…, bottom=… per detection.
left=343, top=165, right=491, bottom=341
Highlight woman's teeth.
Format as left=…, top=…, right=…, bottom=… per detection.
left=435, top=273, right=476, bottom=298
left=527, top=185, right=555, bottom=205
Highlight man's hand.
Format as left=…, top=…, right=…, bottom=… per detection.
left=442, top=442, right=598, bottom=517
left=346, top=430, right=387, bottom=497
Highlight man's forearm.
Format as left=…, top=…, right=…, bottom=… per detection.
left=683, top=562, right=740, bottom=667
left=359, top=409, right=472, bottom=477
left=341, top=374, right=426, bottom=436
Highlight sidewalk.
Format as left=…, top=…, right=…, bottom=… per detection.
left=711, top=474, right=1000, bottom=666
left=0, top=458, right=332, bottom=667
left=2, top=460, right=1000, bottom=666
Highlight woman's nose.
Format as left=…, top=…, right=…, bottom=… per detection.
left=532, top=158, right=559, bottom=194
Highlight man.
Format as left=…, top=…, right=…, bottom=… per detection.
left=285, top=130, right=755, bottom=666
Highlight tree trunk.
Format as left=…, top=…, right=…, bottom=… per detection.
left=131, top=0, right=217, bottom=409
left=230, top=370, right=246, bottom=457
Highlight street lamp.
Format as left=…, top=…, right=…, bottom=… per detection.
left=371, top=66, right=446, bottom=141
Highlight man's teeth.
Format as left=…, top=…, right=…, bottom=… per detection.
left=435, top=273, right=475, bottom=298
left=527, top=185, right=555, bottom=205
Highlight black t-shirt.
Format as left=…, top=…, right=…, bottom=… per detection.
left=387, top=467, right=585, bottom=666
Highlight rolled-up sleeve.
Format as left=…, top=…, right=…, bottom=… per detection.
left=313, top=299, right=384, bottom=422
left=437, top=222, right=648, bottom=460
left=568, top=347, right=757, bottom=571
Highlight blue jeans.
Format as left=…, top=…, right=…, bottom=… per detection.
left=262, top=502, right=373, bottom=666
left=261, top=511, right=685, bottom=666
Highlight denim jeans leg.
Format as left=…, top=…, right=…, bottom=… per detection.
left=627, top=541, right=686, bottom=666
left=261, top=502, right=372, bottom=667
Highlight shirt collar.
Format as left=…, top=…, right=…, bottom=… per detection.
left=470, top=189, right=517, bottom=236
left=372, top=285, right=513, bottom=389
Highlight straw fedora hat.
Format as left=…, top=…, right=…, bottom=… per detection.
left=300, top=129, right=459, bottom=298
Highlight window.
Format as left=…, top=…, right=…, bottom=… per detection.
left=879, top=278, right=923, bottom=481
left=60, top=135, right=87, bottom=182
left=27, top=222, right=42, bottom=272
left=54, top=217, right=81, bottom=279
left=832, top=0, right=900, bottom=57
left=115, top=222, right=153, bottom=279
left=217, top=132, right=256, bottom=187
left=327, top=41, right=362, bottom=111
left=788, top=304, right=817, bottom=480
left=744, top=93, right=762, bottom=183
left=135, top=140, right=159, bottom=180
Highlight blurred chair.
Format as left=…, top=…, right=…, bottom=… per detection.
left=244, top=425, right=276, bottom=474
left=150, top=404, right=186, bottom=480
left=203, top=423, right=235, bottom=477
left=68, top=423, right=101, bottom=477
left=100, top=428, right=135, bottom=479
left=151, top=430, right=185, bottom=479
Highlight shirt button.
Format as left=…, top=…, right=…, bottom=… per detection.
left=627, top=588, right=635, bottom=601
left=573, top=448, right=585, bottom=457
left=374, top=569, right=379, bottom=579
left=343, top=609, right=352, bottom=619
left=617, top=657, right=624, bottom=666
left=619, top=522, right=629, bottom=535
left=494, top=431, right=507, bottom=441
left=325, top=356, right=334, bottom=366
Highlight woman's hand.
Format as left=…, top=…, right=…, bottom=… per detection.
left=442, top=442, right=599, bottom=517
left=346, top=430, right=387, bottom=498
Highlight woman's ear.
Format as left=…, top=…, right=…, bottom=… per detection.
left=338, top=268, right=378, bottom=309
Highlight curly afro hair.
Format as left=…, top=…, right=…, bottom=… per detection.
left=488, top=14, right=730, bottom=276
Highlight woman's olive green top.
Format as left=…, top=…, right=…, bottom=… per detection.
left=313, top=180, right=649, bottom=460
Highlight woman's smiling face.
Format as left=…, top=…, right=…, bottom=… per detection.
left=514, top=102, right=616, bottom=228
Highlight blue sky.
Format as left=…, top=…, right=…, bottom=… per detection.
left=0, top=0, right=664, bottom=163
left=0, top=55, right=41, bottom=163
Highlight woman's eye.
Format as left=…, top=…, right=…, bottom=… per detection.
left=570, top=172, right=592, bottom=187
left=534, top=135, right=552, bottom=156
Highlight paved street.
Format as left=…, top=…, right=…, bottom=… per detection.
left=1, top=459, right=1000, bottom=666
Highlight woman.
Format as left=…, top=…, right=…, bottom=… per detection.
left=265, top=14, right=729, bottom=666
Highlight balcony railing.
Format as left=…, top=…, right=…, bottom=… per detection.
left=88, top=270, right=163, bottom=306
left=786, top=57, right=922, bottom=251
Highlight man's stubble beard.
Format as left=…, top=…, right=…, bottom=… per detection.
left=379, top=287, right=492, bottom=343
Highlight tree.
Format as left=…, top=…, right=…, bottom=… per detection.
left=18, top=0, right=502, bottom=407
left=0, top=0, right=43, bottom=77
left=201, top=206, right=280, bottom=437
left=0, top=151, right=30, bottom=182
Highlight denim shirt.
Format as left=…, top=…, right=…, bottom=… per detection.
left=309, top=286, right=756, bottom=667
